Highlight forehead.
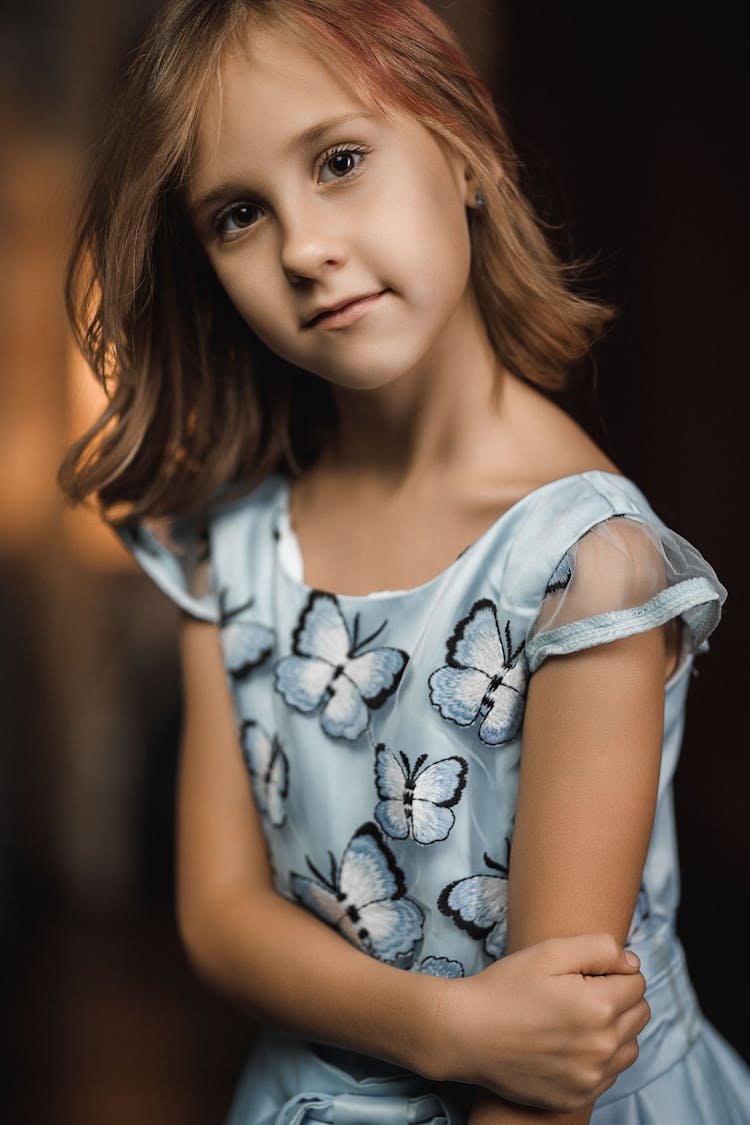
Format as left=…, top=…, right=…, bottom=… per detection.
left=192, top=24, right=379, bottom=172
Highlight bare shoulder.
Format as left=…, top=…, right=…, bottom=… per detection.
left=497, top=374, right=622, bottom=494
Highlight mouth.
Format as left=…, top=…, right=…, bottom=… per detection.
left=304, top=290, right=387, bottom=329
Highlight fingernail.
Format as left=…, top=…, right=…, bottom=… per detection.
left=625, top=950, right=640, bottom=968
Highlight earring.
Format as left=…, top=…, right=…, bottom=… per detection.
left=475, top=187, right=486, bottom=207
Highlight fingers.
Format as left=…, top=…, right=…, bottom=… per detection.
left=545, top=932, right=642, bottom=977
left=582, top=967, right=648, bottom=1019
left=593, top=997, right=649, bottom=1094
left=616, top=995, right=651, bottom=1042
left=583, top=998, right=650, bottom=1104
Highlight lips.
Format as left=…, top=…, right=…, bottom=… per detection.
left=304, top=290, right=386, bottom=327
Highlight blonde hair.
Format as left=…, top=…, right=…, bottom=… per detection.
left=61, top=0, right=613, bottom=522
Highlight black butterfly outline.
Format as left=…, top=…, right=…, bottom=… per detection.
left=240, top=720, right=289, bottom=828
left=428, top=599, right=528, bottom=747
left=275, top=591, right=409, bottom=741
left=414, top=955, right=465, bottom=979
left=438, top=841, right=512, bottom=960
left=290, top=821, right=424, bottom=965
left=373, top=744, right=468, bottom=845
left=218, top=588, right=275, bottom=679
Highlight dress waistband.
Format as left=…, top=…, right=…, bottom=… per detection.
left=272, top=1089, right=454, bottom=1124
left=596, top=930, right=703, bottom=1106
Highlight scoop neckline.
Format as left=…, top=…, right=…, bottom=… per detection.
left=275, top=468, right=637, bottom=604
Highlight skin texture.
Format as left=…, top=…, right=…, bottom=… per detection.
left=469, top=628, right=666, bottom=1122
left=181, top=21, right=675, bottom=1118
left=188, top=27, right=479, bottom=396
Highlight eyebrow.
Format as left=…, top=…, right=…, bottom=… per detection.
left=189, top=111, right=377, bottom=216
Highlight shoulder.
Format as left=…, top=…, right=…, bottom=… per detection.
left=113, top=471, right=287, bottom=623
left=496, top=374, right=622, bottom=499
left=465, top=374, right=630, bottom=547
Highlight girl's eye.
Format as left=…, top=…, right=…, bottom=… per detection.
left=318, top=145, right=369, bottom=184
left=214, top=202, right=262, bottom=237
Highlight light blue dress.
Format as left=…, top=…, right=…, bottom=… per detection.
left=119, top=469, right=750, bottom=1124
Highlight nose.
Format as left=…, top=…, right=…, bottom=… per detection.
left=279, top=198, right=348, bottom=283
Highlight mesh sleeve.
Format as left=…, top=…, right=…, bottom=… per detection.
left=115, top=511, right=220, bottom=623
left=525, top=516, right=727, bottom=675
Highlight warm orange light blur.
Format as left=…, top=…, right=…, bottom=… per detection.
left=0, top=124, right=132, bottom=571
left=63, top=341, right=134, bottom=571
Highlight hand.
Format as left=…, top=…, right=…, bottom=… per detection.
left=425, top=933, right=649, bottom=1112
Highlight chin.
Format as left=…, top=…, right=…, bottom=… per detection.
left=298, top=342, right=436, bottom=394
left=316, top=368, right=407, bottom=393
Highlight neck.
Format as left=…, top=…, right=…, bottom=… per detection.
left=322, top=292, right=507, bottom=493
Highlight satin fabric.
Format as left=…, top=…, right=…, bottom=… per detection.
left=225, top=1031, right=472, bottom=1124
left=118, top=470, right=750, bottom=1123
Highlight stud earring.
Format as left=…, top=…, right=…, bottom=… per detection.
left=475, top=187, right=486, bottom=207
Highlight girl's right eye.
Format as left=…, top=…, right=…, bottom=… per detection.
left=214, top=202, right=262, bottom=238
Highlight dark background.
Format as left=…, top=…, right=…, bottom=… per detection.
left=1, top=2, right=747, bottom=1121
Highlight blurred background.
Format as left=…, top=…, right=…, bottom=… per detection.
left=1, top=1, right=748, bottom=1121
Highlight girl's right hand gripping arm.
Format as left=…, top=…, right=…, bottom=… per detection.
left=177, top=616, right=648, bottom=1111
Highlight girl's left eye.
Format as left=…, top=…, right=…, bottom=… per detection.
left=317, top=145, right=369, bottom=184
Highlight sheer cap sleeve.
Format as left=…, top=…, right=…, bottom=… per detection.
left=525, top=513, right=727, bottom=675
left=115, top=511, right=220, bottom=623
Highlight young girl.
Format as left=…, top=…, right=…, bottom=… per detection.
left=61, top=1, right=750, bottom=1121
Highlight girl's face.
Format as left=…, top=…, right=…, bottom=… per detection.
left=187, top=24, right=479, bottom=392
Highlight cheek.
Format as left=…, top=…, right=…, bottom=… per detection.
left=215, top=259, right=283, bottom=335
left=375, top=167, right=472, bottom=296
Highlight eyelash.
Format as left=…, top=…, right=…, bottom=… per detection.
left=213, top=143, right=371, bottom=240
left=316, top=142, right=370, bottom=184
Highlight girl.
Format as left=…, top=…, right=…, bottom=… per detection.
left=61, top=1, right=750, bottom=1122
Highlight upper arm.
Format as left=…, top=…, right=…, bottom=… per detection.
left=176, top=613, right=272, bottom=951
left=507, top=522, right=670, bottom=953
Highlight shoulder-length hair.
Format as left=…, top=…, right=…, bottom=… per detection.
left=60, top=0, right=613, bottom=523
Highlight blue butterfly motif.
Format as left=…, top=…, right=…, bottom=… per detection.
left=438, top=850, right=510, bottom=960
left=414, top=955, right=465, bottom=979
left=275, top=592, right=408, bottom=741
left=219, top=591, right=274, bottom=678
left=545, top=553, right=573, bottom=595
left=290, top=822, right=424, bottom=965
left=374, top=745, right=468, bottom=845
left=428, top=599, right=527, bottom=747
left=240, top=721, right=288, bottom=828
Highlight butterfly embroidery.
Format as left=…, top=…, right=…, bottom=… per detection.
left=438, top=850, right=509, bottom=960
left=219, top=591, right=274, bottom=678
left=275, top=592, right=408, bottom=741
left=428, top=599, right=527, bottom=747
left=374, top=745, right=468, bottom=845
left=240, top=721, right=288, bottom=827
left=290, top=822, right=424, bottom=964
left=545, top=553, right=573, bottom=595
left=415, top=955, right=465, bottom=979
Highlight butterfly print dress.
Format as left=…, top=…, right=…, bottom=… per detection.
left=118, top=470, right=750, bottom=1124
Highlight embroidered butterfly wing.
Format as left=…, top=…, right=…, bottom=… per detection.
left=241, top=721, right=288, bottom=827
left=221, top=620, right=275, bottom=677
left=415, top=956, right=465, bottom=979
left=275, top=593, right=407, bottom=741
left=438, top=854, right=509, bottom=959
left=290, top=823, right=424, bottom=964
left=374, top=746, right=467, bottom=845
left=218, top=594, right=274, bottom=678
left=429, top=599, right=527, bottom=746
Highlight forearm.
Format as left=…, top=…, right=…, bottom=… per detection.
left=468, top=1090, right=594, bottom=1125
left=181, top=883, right=443, bottom=1077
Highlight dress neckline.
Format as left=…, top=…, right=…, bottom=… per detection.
left=274, top=469, right=636, bottom=604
